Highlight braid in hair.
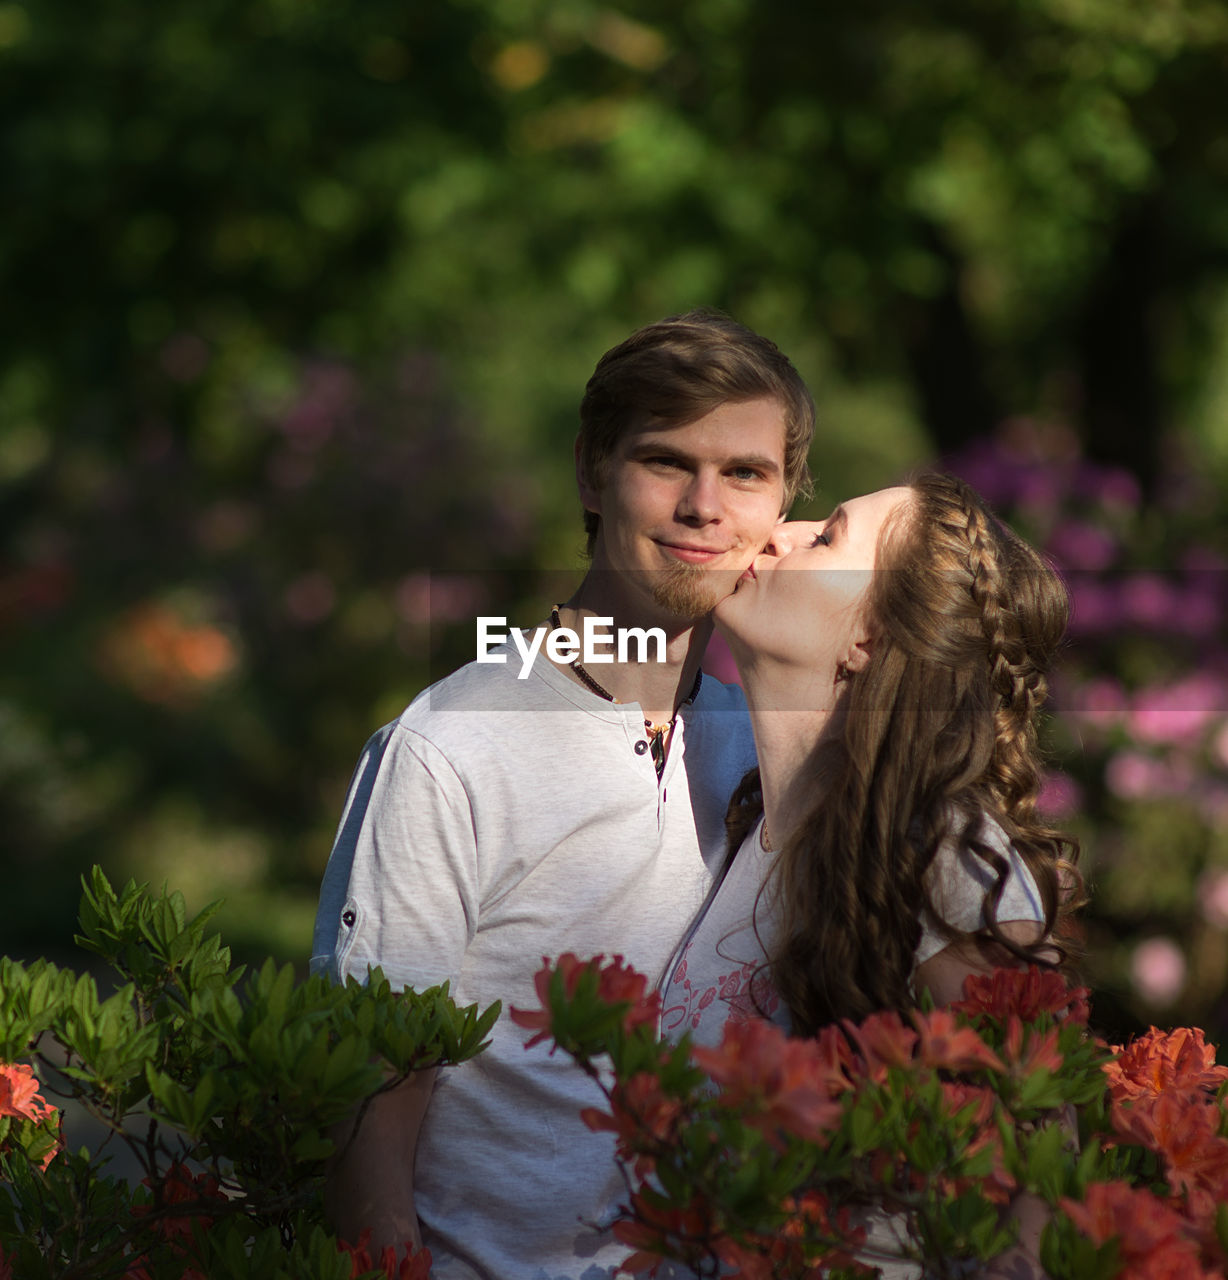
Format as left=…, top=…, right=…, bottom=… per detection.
left=960, top=489, right=1050, bottom=818
left=763, top=472, right=1082, bottom=1036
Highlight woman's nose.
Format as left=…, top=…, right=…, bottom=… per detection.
left=763, top=521, right=821, bottom=557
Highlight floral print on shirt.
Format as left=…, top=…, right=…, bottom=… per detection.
left=660, top=939, right=780, bottom=1042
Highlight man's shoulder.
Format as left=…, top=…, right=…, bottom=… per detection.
left=692, top=671, right=749, bottom=716
left=384, top=646, right=606, bottom=758
left=400, top=651, right=542, bottom=718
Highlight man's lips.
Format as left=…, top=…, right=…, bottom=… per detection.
left=658, top=542, right=731, bottom=565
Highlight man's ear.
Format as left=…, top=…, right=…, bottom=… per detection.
left=575, top=436, right=601, bottom=515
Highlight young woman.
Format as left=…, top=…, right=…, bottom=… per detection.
left=659, top=472, right=1080, bottom=1279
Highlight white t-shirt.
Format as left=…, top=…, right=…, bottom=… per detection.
left=659, top=813, right=1046, bottom=1049
left=312, top=640, right=756, bottom=1280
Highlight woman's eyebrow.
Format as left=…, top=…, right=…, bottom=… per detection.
left=825, top=505, right=849, bottom=536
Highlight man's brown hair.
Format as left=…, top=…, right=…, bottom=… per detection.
left=577, top=310, right=816, bottom=552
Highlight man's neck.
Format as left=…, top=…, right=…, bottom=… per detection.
left=549, top=579, right=711, bottom=725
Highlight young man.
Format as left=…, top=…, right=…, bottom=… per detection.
left=311, top=310, right=815, bottom=1278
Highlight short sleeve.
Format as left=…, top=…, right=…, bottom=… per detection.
left=914, top=816, right=1046, bottom=967
left=310, top=722, right=480, bottom=992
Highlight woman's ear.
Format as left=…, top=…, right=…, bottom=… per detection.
left=843, top=635, right=874, bottom=675
left=575, top=436, right=601, bottom=515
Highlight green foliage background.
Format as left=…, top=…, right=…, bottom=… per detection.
left=5, top=0, right=1228, bottom=1030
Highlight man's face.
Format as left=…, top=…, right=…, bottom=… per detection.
left=581, top=397, right=789, bottom=620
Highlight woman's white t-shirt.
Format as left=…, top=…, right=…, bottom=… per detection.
left=659, top=813, right=1047, bottom=1049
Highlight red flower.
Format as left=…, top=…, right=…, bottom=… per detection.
left=716, top=1194, right=868, bottom=1280
left=0, top=1245, right=12, bottom=1280
left=692, top=1019, right=847, bottom=1146
left=912, top=1008, right=1004, bottom=1074
left=510, top=954, right=661, bottom=1050
left=386, top=1243, right=433, bottom=1280
left=509, top=953, right=589, bottom=1049
left=131, top=1167, right=227, bottom=1264
left=612, top=1192, right=710, bottom=1277
left=1003, top=1016, right=1064, bottom=1074
left=841, top=1010, right=918, bottom=1083
left=1105, top=1026, right=1228, bottom=1104
left=338, top=1229, right=376, bottom=1277
left=1061, top=1181, right=1216, bottom=1278
left=939, top=1080, right=997, bottom=1128
left=781, top=1189, right=867, bottom=1270
left=952, top=967, right=1089, bottom=1025
left=592, top=956, right=662, bottom=1034
left=581, top=1072, right=682, bottom=1178
left=337, top=1230, right=433, bottom=1279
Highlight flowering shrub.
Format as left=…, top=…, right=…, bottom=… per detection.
left=0, top=869, right=499, bottom=1279
left=945, top=423, right=1228, bottom=1037
left=520, top=954, right=1228, bottom=1279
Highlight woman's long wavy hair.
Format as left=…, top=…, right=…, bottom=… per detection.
left=728, top=471, right=1083, bottom=1036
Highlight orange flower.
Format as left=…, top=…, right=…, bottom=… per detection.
left=0, top=1062, right=56, bottom=1125
left=97, top=602, right=237, bottom=707
left=581, top=1072, right=682, bottom=1178
left=912, top=1008, right=1004, bottom=1074
left=0, top=1061, right=61, bottom=1170
left=511, top=954, right=661, bottom=1050
left=1111, top=1091, right=1228, bottom=1202
left=952, top=966, right=1089, bottom=1025
left=692, top=1019, right=846, bottom=1146
left=1061, top=1181, right=1215, bottom=1278
left=1105, top=1026, right=1228, bottom=1104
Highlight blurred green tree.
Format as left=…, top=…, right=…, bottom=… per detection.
left=3, top=0, right=1227, bottom=961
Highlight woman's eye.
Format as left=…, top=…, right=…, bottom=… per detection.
left=811, top=532, right=830, bottom=547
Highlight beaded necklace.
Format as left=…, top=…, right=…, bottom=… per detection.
left=549, top=605, right=701, bottom=779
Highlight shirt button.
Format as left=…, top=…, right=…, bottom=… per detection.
left=634, top=740, right=649, bottom=755
left=341, top=909, right=356, bottom=928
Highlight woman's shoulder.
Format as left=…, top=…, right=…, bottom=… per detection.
left=919, top=810, right=1045, bottom=959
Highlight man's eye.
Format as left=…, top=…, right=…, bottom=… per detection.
left=731, top=467, right=760, bottom=481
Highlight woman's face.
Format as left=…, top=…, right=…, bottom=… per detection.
left=714, top=486, right=913, bottom=683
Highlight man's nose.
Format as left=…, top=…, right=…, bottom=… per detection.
left=677, top=471, right=721, bottom=523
